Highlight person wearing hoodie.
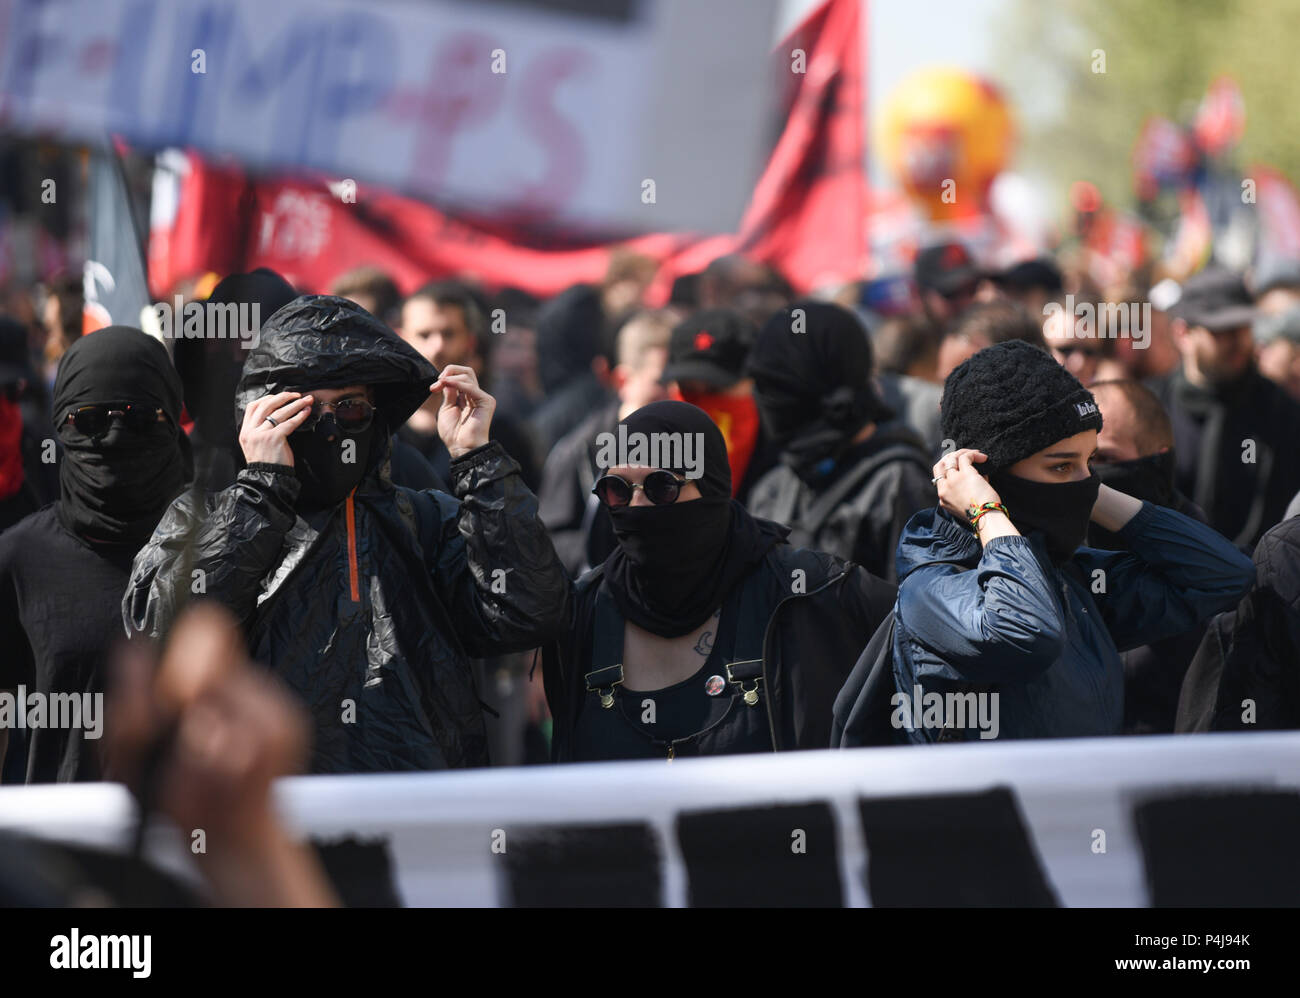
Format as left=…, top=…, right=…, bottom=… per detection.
left=541, top=400, right=897, bottom=762
left=123, top=296, right=569, bottom=774
left=890, top=340, right=1255, bottom=743
left=745, top=302, right=934, bottom=583
left=1, top=327, right=191, bottom=782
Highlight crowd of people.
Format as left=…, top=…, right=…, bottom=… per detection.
left=2, top=239, right=1298, bottom=797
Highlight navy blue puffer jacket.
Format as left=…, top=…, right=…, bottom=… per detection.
left=891, top=502, right=1255, bottom=742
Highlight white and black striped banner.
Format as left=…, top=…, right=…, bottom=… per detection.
left=2, top=732, right=1298, bottom=906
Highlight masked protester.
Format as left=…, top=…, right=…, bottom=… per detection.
left=745, top=302, right=934, bottom=583
left=541, top=400, right=896, bottom=762
left=660, top=308, right=778, bottom=503
left=0, top=327, right=189, bottom=782
left=124, top=296, right=569, bottom=774
left=887, top=340, right=1254, bottom=742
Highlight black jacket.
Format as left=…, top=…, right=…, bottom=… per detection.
left=1177, top=513, right=1300, bottom=732
left=1150, top=367, right=1300, bottom=549
left=542, top=542, right=896, bottom=761
left=123, top=300, right=569, bottom=773
left=744, top=426, right=934, bottom=583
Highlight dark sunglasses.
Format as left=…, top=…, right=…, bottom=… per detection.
left=296, top=398, right=375, bottom=435
left=592, top=470, right=686, bottom=508
left=62, top=403, right=165, bottom=439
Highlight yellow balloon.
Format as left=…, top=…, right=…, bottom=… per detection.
left=878, top=67, right=1016, bottom=220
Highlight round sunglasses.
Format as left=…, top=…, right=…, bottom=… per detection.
left=295, top=398, right=375, bottom=435
left=63, top=403, right=166, bottom=440
left=592, top=470, right=687, bottom=508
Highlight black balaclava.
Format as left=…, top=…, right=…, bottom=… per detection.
left=601, top=400, right=788, bottom=637
left=747, top=301, right=892, bottom=487
left=988, top=468, right=1101, bottom=563
left=1087, top=450, right=1177, bottom=549
left=941, top=340, right=1106, bottom=564
left=53, top=326, right=188, bottom=547
left=288, top=409, right=381, bottom=512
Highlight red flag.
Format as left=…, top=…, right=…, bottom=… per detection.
left=151, top=0, right=867, bottom=301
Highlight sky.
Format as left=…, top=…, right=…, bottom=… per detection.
left=779, top=0, right=1009, bottom=184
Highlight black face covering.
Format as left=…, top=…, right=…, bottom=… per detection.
left=53, top=326, right=188, bottom=547
left=989, top=469, right=1101, bottom=564
left=288, top=414, right=376, bottom=511
left=601, top=400, right=787, bottom=637
left=1087, top=451, right=1175, bottom=549
left=749, top=303, right=892, bottom=488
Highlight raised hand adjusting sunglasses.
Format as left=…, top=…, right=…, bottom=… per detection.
left=592, top=470, right=687, bottom=507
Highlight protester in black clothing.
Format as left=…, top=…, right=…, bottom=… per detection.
left=662, top=308, right=779, bottom=503
left=396, top=280, right=539, bottom=490
left=529, top=254, right=657, bottom=454
left=1088, top=380, right=1211, bottom=734
left=124, top=296, right=568, bottom=774
left=745, top=302, right=934, bottom=583
left=0, top=327, right=190, bottom=782
left=1149, top=268, right=1300, bottom=549
left=538, top=309, right=674, bottom=575
left=174, top=268, right=298, bottom=492
left=541, top=401, right=896, bottom=762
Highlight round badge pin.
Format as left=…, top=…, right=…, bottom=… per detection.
left=705, top=675, right=725, bottom=696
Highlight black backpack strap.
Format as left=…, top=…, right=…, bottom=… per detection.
left=791, top=444, right=931, bottom=547
left=585, top=582, right=626, bottom=708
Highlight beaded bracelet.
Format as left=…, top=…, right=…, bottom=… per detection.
left=966, top=501, right=1009, bottom=528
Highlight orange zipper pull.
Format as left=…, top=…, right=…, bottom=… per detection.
left=345, top=489, right=360, bottom=603
left=667, top=744, right=675, bottom=763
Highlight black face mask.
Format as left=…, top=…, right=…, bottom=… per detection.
left=1087, top=452, right=1175, bottom=549
left=989, top=469, right=1101, bottom=564
left=288, top=416, right=376, bottom=511
left=58, top=421, right=187, bottom=548
left=605, top=497, right=735, bottom=637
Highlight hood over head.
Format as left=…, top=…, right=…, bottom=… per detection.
left=235, top=294, right=437, bottom=439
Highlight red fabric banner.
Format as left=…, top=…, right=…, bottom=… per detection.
left=150, top=0, right=866, bottom=303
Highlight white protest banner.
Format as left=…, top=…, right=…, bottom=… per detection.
left=1, top=732, right=1298, bottom=906
left=0, top=0, right=778, bottom=233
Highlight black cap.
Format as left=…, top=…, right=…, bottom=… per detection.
left=662, top=309, right=756, bottom=389
left=994, top=257, right=1063, bottom=295
left=915, top=241, right=982, bottom=296
left=1169, top=269, right=1255, bottom=332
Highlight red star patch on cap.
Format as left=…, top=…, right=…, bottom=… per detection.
left=694, top=331, right=715, bottom=352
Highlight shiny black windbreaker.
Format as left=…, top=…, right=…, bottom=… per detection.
left=123, top=296, right=569, bottom=773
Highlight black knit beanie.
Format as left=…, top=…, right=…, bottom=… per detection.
left=940, top=339, right=1103, bottom=470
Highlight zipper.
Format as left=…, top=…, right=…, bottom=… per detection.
left=757, top=565, right=852, bottom=752
left=345, top=488, right=360, bottom=603
left=667, top=743, right=675, bottom=763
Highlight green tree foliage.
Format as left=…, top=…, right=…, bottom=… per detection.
left=992, top=0, right=1300, bottom=211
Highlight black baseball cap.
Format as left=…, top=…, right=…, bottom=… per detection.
left=662, top=309, right=756, bottom=389
left=1169, top=269, right=1256, bottom=332
left=915, top=241, right=982, bottom=296
left=993, top=257, right=1063, bottom=295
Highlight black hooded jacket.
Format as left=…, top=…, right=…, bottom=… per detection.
left=123, top=297, right=570, bottom=773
